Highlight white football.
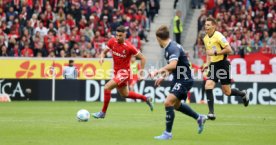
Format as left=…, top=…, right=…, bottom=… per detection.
left=77, top=109, right=90, bottom=122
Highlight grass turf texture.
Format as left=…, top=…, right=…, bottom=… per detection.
left=0, top=102, right=275, bottom=145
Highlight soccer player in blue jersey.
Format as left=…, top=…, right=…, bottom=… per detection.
left=152, top=25, right=207, bottom=140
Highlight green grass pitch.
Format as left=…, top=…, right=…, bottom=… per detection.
left=0, top=102, right=275, bottom=145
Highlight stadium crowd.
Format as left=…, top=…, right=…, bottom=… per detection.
left=195, top=0, right=276, bottom=58
left=0, top=0, right=160, bottom=57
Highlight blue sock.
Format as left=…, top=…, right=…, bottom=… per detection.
left=176, top=103, right=199, bottom=120
left=165, top=106, right=175, bottom=133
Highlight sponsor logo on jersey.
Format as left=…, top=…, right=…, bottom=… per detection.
left=112, top=51, right=127, bottom=58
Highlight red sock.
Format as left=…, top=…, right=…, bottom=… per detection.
left=127, top=91, right=147, bottom=102
left=102, top=90, right=111, bottom=113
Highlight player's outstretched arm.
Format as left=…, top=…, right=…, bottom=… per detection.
left=135, top=52, right=146, bottom=70
left=151, top=60, right=177, bottom=86
left=159, top=60, right=177, bottom=74
left=135, top=52, right=146, bottom=79
left=151, top=60, right=177, bottom=78
left=99, top=47, right=110, bottom=65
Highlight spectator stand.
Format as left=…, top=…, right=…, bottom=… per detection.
left=0, top=0, right=154, bottom=58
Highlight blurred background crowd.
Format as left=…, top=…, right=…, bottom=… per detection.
left=0, top=0, right=161, bottom=57
left=195, top=0, right=275, bottom=58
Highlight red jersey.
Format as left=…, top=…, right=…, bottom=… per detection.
left=107, top=37, right=139, bottom=73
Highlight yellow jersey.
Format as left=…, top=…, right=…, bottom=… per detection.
left=203, top=31, right=229, bottom=62
left=173, top=16, right=183, bottom=33
left=130, top=61, right=139, bottom=75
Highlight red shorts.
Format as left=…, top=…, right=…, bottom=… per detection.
left=113, top=72, right=130, bottom=88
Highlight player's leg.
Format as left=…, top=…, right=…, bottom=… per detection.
left=93, top=80, right=118, bottom=119
left=174, top=99, right=199, bottom=120
left=117, top=85, right=153, bottom=111
left=128, top=79, right=136, bottom=91
left=205, top=79, right=216, bottom=120
left=129, top=84, right=134, bottom=91
left=102, top=80, right=118, bottom=112
left=220, top=62, right=250, bottom=107
left=154, top=94, right=176, bottom=140
left=205, top=62, right=218, bottom=120
left=172, top=80, right=207, bottom=134
left=221, top=84, right=249, bottom=107
left=174, top=99, right=207, bottom=134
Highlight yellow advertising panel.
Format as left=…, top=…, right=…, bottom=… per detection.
left=0, top=58, right=113, bottom=79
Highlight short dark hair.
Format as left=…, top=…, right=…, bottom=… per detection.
left=69, top=60, right=74, bottom=63
left=156, top=25, right=170, bottom=40
left=206, top=17, right=217, bottom=25
left=116, top=26, right=126, bottom=33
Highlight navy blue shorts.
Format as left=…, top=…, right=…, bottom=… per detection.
left=170, top=79, right=194, bottom=101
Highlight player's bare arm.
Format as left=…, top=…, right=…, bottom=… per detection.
left=135, top=52, right=146, bottom=70
left=153, top=60, right=177, bottom=86
left=159, top=60, right=177, bottom=73
left=99, top=47, right=110, bottom=65
left=135, top=52, right=147, bottom=80
left=152, top=60, right=177, bottom=77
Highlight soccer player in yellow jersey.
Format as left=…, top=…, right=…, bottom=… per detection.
left=202, top=17, right=249, bottom=120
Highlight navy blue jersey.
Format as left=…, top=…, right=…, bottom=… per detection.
left=164, top=41, right=192, bottom=80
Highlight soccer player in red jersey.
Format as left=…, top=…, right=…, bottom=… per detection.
left=92, top=26, right=153, bottom=119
